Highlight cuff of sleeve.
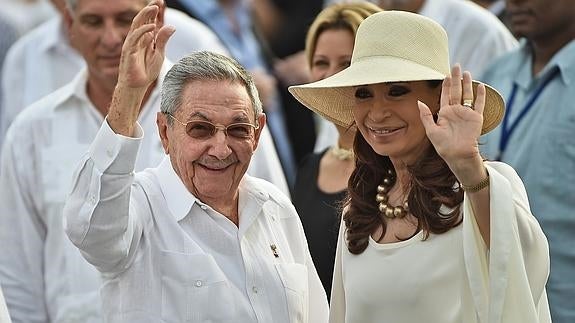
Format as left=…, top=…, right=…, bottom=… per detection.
left=89, top=119, right=143, bottom=174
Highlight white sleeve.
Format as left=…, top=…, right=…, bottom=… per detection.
left=328, top=216, right=346, bottom=323
left=63, top=120, right=147, bottom=275
left=462, top=162, right=550, bottom=323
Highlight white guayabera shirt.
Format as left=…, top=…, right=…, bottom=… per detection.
left=63, top=121, right=329, bottom=323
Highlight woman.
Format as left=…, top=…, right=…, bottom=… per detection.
left=292, top=2, right=382, bottom=300
left=290, top=11, right=550, bottom=323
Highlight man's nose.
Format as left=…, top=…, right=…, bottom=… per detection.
left=207, top=130, right=233, bottom=160
left=100, top=22, right=124, bottom=48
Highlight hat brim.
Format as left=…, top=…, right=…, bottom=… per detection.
left=289, top=57, right=505, bottom=135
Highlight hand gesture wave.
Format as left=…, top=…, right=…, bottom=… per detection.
left=418, top=65, right=486, bottom=168
left=118, top=0, right=175, bottom=90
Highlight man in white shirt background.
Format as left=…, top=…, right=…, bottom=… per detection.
left=0, top=0, right=228, bottom=147
left=63, top=1, right=328, bottom=322
left=0, top=0, right=288, bottom=322
left=377, top=0, right=517, bottom=77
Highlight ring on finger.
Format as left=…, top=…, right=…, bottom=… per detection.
left=462, top=99, right=474, bottom=109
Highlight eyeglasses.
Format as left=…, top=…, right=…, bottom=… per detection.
left=165, top=113, right=259, bottom=140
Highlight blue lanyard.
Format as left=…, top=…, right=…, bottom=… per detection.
left=497, top=68, right=560, bottom=160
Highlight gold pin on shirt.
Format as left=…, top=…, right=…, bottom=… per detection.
left=270, top=244, right=279, bottom=258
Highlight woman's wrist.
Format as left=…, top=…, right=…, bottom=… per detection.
left=461, top=169, right=490, bottom=192
left=448, top=154, right=487, bottom=188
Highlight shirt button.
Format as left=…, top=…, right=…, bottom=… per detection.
left=252, top=286, right=258, bottom=294
left=106, top=149, right=114, bottom=158
left=195, top=280, right=203, bottom=287
left=89, top=196, right=96, bottom=205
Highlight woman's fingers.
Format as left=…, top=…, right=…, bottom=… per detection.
left=418, top=100, right=436, bottom=134
left=440, top=75, right=451, bottom=108
left=462, top=71, right=474, bottom=103
left=474, top=83, right=486, bottom=116
left=450, top=65, right=462, bottom=105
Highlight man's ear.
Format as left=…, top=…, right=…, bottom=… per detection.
left=62, top=5, right=74, bottom=31
left=252, top=113, right=266, bottom=151
left=62, top=6, right=76, bottom=47
left=156, top=112, right=170, bottom=154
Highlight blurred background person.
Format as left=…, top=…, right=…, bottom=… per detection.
left=0, top=0, right=228, bottom=147
left=252, top=0, right=325, bottom=168
left=471, top=0, right=508, bottom=29
left=0, top=0, right=56, bottom=36
left=0, top=15, right=18, bottom=133
left=377, top=0, right=517, bottom=77
left=0, top=0, right=176, bottom=321
left=293, top=1, right=382, bottom=300
left=479, top=0, right=575, bottom=322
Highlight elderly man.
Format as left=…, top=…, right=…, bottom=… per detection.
left=63, top=2, right=328, bottom=322
left=0, top=0, right=288, bottom=322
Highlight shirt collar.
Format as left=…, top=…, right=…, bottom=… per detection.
left=155, top=156, right=273, bottom=224
left=37, top=16, right=68, bottom=53
left=515, top=38, right=575, bottom=88
left=156, top=156, right=198, bottom=222
left=53, top=60, right=172, bottom=113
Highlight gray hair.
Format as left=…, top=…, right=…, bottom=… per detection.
left=161, top=51, right=263, bottom=125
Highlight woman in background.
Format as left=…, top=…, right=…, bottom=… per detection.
left=292, top=1, right=382, bottom=300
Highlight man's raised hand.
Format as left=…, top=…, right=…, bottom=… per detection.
left=118, top=0, right=175, bottom=90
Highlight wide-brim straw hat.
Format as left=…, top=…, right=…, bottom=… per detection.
left=289, top=11, right=504, bottom=134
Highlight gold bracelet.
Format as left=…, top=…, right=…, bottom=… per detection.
left=461, top=169, right=490, bottom=193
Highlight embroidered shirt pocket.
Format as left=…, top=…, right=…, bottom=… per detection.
left=160, top=251, right=236, bottom=322
left=275, top=263, right=309, bottom=323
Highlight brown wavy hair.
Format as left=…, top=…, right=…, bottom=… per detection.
left=343, top=81, right=464, bottom=254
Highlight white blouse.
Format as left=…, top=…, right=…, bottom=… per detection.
left=342, top=227, right=464, bottom=322
left=330, top=162, right=551, bottom=323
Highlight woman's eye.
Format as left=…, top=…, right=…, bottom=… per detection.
left=340, top=60, right=351, bottom=69
left=312, top=60, right=328, bottom=68
left=354, top=87, right=373, bottom=99
left=388, top=85, right=410, bottom=97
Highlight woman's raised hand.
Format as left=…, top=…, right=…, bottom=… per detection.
left=418, top=65, right=485, bottom=172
